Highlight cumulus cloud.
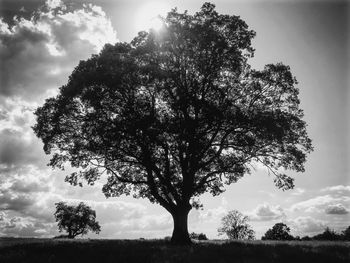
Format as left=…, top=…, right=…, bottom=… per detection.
left=0, top=212, right=57, bottom=237
left=290, top=194, right=350, bottom=213
left=325, top=204, right=349, bottom=215
left=0, top=165, right=53, bottom=220
left=0, top=0, right=117, bottom=100
left=288, top=216, right=327, bottom=236
left=0, top=128, right=44, bottom=168
left=249, top=203, right=286, bottom=221
left=0, top=98, right=47, bottom=170
left=0, top=168, right=60, bottom=238
left=46, top=0, right=65, bottom=10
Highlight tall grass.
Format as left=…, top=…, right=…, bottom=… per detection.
left=0, top=238, right=349, bottom=263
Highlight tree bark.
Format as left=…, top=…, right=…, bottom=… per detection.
left=170, top=206, right=191, bottom=245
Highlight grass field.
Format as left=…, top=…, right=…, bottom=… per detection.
left=0, top=238, right=349, bottom=263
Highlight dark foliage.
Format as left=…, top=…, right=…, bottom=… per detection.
left=164, top=236, right=172, bottom=241
left=301, top=236, right=312, bottom=241
left=54, top=202, right=101, bottom=238
left=190, top=232, right=208, bottom=240
left=53, top=235, right=70, bottom=239
left=312, top=227, right=343, bottom=241
left=33, top=2, right=312, bottom=244
left=218, top=210, right=255, bottom=240
left=341, top=226, right=350, bottom=241
left=262, top=223, right=294, bottom=241
left=0, top=239, right=349, bottom=263
left=284, top=225, right=350, bottom=241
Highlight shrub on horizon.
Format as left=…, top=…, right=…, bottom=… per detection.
left=312, top=227, right=342, bottom=241
left=262, top=223, right=294, bottom=241
left=341, top=226, right=350, bottom=241
left=190, top=232, right=208, bottom=240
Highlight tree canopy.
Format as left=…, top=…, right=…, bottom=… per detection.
left=218, top=210, right=255, bottom=240
left=54, top=202, right=101, bottom=238
left=342, top=226, right=350, bottom=241
left=34, top=2, right=312, bottom=244
left=262, top=223, right=294, bottom=240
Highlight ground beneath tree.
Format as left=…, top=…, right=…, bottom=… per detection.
left=0, top=238, right=349, bottom=263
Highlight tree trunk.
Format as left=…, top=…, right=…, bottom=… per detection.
left=68, top=229, right=74, bottom=239
left=170, top=207, right=191, bottom=245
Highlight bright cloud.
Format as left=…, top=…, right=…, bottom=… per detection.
left=0, top=0, right=117, bottom=100
left=288, top=216, right=327, bottom=237
left=0, top=213, right=57, bottom=238
left=248, top=203, right=286, bottom=221
left=290, top=194, right=350, bottom=213
left=46, top=0, right=65, bottom=10
left=0, top=165, right=54, bottom=220
left=0, top=98, right=47, bottom=170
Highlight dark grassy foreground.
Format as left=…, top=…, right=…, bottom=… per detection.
left=0, top=238, right=349, bottom=263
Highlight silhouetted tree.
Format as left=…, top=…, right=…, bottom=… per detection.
left=342, top=226, right=350, bottom=241
left=190, top=232, right=208, bottom=240
left=34, top=2, right=312, bottom=244
left=312, top=227, right=342, bottom=241
left=54, top=202, right=101, bottom=238
left=218, top=210, right=255, bottom=240
left=262, top=223, right=294, bottom=240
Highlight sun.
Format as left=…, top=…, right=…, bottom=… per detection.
left=135, top=2, right=170, bottom=32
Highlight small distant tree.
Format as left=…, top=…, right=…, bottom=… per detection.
left=342, top=226, right=350, bottom=241
left=54, top=202, right=101, bottom=238
left=312, top=227, right=342, bottom=241
left=262, top=223, right=294, bottom=240
left=190, top=232, right=208, bottom=240
left=218, top=210, right=255, bottom=240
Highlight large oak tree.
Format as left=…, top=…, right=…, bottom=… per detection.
left=34, top=3, right=312, bottom=244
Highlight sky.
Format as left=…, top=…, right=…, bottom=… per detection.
left=0, top=0, right=349, bottom=239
